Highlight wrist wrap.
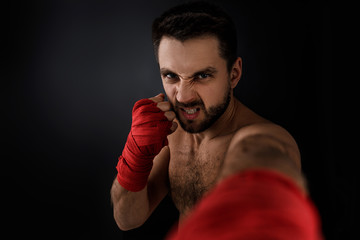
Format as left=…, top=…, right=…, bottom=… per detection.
left=116, top=99, right=172, bottom=192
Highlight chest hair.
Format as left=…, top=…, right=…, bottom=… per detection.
left=168, top=145, right=227, bottom=215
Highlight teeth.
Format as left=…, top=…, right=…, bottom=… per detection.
left=185, top=108, right=197, bottom=114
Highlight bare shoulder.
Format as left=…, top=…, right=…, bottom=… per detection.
left=230, top=122, right=301, bottom=169
left=219, top=122, right=306, bottom=193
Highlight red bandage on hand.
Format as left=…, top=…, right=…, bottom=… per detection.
left=167, top=170, right=323, bottom=240
left=116, top=99, right=172, bottom=192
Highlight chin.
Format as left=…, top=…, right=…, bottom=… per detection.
left=178, top=119, right=211, bottom=134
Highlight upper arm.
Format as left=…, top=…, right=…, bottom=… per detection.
left=146, top=146, right=171, bottom=216
left=219, top=123, right=306, bottom=193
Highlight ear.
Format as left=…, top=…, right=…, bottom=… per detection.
left=229, top=57, right=242, bottom=89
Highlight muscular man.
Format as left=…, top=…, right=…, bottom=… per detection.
left=111, top=2, right=317, bottom=237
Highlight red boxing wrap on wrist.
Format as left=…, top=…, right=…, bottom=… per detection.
left=116, top=99, right=172, bottom=192
left=167, top=170, right=323, bottom=240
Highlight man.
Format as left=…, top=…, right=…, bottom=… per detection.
left=111, top=2, right=321, bottom=238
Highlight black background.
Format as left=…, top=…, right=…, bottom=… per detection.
left=4, top=0, right=342, bottom=239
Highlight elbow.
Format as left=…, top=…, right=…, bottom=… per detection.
left=113, top=207, right=147, bottom=231
left=114, top=219, right=136, bottom=232
left=113, top=214, right=140, bottom=231
left=113, top=212, right=129, bottom=231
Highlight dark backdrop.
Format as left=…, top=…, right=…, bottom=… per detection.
left=4, top=0, right=340, bottom=239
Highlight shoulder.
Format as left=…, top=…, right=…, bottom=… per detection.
left=218, top=122, right=305, bottom=192
left=230, top=122, right=301, bottom=169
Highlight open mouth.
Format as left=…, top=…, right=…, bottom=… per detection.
left=181, top=107, right=200, bottom=120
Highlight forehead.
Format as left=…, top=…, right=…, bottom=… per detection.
left=158, top=36, right=226, bottom=74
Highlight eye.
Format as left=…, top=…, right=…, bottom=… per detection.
left=198, top=73, right=209, bottom=79
left=196, top=73, right=212, bottom=80
left=165, top=73, right=178, bottom=79
left=162, top=72, right=179, bottom=83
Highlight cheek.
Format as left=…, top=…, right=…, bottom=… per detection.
left=197, top=80, right=229, bottom=107
left=163, top=83, right=176, bottom=101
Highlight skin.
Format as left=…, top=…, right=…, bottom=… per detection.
left=111, top=36, right=304, bottom=230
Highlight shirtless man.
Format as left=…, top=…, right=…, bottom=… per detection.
left=110, top=1, right=306, bottom=232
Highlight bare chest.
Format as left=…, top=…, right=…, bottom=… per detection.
left=168, top=140, right=230, bottom=216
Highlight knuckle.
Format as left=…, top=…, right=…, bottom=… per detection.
left=149, top=94, right=164, bottom=103
left=164, top=111, right=175, bottom=120
left=148, top=97, right=158, bottom=103
left=157, top=101, right=170, bottom=111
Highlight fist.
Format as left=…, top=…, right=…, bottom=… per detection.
left=129, top=93, right=177, bottom=157
left=148, top=93, right=178, bottom=133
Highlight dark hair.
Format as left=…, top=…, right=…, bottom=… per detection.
left=152, top=1, right=238, bottom=72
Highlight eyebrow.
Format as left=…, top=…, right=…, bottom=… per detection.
left=160, top=67, right=218, bottom=78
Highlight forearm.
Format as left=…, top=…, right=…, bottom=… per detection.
left=111, top=95, right=175, bottom=230
left=110, top=179, right=150, bottom=231
left=111, top=146, right=171, bottom=231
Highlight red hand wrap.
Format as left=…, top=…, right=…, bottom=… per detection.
left=167, top=170, right=323, bottom=240
left=116, top=99, right=172, bottom=192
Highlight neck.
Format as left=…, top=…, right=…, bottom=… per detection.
left=191, top=95, right=240, bottom=141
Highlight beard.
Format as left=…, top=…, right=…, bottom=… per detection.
left=169, top=84, right=231, bottom=133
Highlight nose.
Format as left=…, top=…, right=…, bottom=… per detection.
left=175, top=81, right=197, bottom=104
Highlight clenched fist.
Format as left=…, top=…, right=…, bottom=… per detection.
left=116, top=93, right=177, bottom=192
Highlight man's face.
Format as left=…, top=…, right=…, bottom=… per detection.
left=158, top=36, right=232, bottom=133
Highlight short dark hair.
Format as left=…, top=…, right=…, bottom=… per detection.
left=152, top=1, right=238, bottom=72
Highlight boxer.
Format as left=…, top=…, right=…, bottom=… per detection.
left=110, top=2, right=322, bottom=238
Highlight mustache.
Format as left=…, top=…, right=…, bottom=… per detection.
left=174, top=99, right=205, bottom=109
